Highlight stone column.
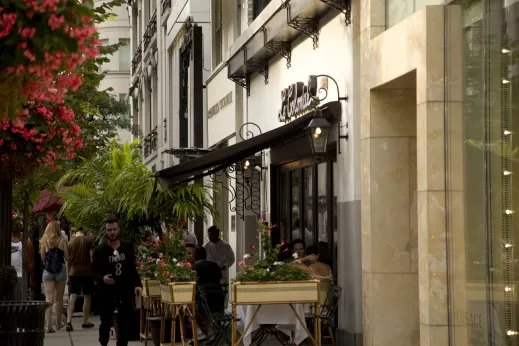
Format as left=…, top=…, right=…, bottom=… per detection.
left=360, top=4, right=451, bottom=346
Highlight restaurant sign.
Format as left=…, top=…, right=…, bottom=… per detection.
left=208, top=91, right=233, bottom=119
left=278, top=75, right=327, bottom=123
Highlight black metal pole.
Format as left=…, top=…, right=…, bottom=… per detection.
left=0, top=178, right=17, bottom=301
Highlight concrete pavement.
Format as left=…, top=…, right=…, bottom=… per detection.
left=43, top=315, right=142, bottom=346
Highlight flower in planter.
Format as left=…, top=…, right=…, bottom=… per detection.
left=234, top=219, right=309, bottom=283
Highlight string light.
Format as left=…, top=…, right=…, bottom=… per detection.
left=503, top=79, right=510, bottom=84
left=502, top=48, right=510, bottom=53
left=505, top=243, right=513, bottom=248
left=505, top=287, right=513, bottom=292
left=504, top=171, right=512, bottom=176
left=507, top=331, right=518, bottom=336
left=506, top=210, right=514, bottom=215
left=504, top=130, right=512, bottom=135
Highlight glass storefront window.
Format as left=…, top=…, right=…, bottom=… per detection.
left=317, top=163, right=327, bottom=244
left=446, top=0, right=519, bottom=344
left=304, top=167, right=313, bottom=244
left=277, top=158, right=335, bottom=250
left=291, top=170, right=301, bottom=242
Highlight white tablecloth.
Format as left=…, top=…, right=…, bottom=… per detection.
left=237, top=304, right=308, bottom=346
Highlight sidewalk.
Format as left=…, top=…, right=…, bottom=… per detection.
left=43, top=315, right=142, bottom=346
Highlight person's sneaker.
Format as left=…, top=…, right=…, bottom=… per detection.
left=66, top=322, right=73, bottom=331
left=82, top=322, right=95, bottom=329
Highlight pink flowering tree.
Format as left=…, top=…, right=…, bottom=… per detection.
left=0, top=100, right=83, bottom=178
left=0, top=0, right=99, bottom=119
left=0, top=0, right=98, bottom=301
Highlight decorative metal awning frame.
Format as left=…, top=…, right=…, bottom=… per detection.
left=227, top=0, right=351, bottom=95
left=208, top=123, right=266, bottom=220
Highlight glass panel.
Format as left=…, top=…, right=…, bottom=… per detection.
left=333, top=162, right=337, bottom=277
left=280, top=173, right=287, bottom=243
left=304, top=167, right=313, bottom=246
left=317, top=163, right=327, bottom=244
left=100, top=39, right=109, bottom=72
left=386, top=0, right=444, bottom=29
left=446, top=0, right=519, bottom=344
left=386, top=0, right=413, bottom=28
left=118, top=38, right=131, bottom=71
left=291, top=170, right=301, bottom=243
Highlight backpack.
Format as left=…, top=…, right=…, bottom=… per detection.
left=45, top=239, right=63, bottom=274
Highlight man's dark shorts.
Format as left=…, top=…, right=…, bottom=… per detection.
left=69, top=276, right=94, bottom=295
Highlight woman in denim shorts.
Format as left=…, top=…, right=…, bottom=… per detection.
left=40, top=221, right=69, bottom=333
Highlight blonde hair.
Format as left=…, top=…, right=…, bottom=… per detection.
left=41, top=221, right=62, bottom=248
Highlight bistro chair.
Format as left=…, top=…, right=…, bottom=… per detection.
left=305, top=285, right=342, bottom=346
left=197, top=283, right=235, bottom=346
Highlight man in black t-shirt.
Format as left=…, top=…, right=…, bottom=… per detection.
left=92, top=217, right=142, bottom=346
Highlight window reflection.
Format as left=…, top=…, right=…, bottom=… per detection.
left=317, top=163, right=327, bottom=243
left=304, top=167, right=313, bottom=244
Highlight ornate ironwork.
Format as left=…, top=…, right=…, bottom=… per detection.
left=228, top=74, right=250, bottom=97
left=239, top=122, right=262, bottom=141
left=143, top=11, right=157, bottom=51
left=161, top=0, right=171, bottom=16
left=262, top=27, right=291, bottom=69
left=308, top=74, right=349, bottom=154
left=284, top=2, right=319, bottom=49
left=143, top=127, right=158, bottom=158
left=132, top=43, right=142, bottom=74
left=244, top=47, right=268, bottom=85
left=211, top=161, right=263, bottom=219
left=320, top=0, right=351, bottom=25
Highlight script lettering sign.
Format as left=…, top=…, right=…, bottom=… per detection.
left=278, top=75, right=325, bottom=122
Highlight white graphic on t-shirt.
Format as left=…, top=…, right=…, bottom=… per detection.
left=115, top=263, right=122, bottom=276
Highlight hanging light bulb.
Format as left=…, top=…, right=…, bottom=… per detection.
left=502, top=48, right=510, bottom=54
left=244, top=160, right=250, bottom=170
left=506, top=209, right=514, bottom=215
left=504, top=171, right=512, bottom=176
left=504, top=130, right=512, bottom=135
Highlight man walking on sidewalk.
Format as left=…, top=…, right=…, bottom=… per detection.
left=66, top=227, right=95, bottom=331
left=92, top=217, right=142, bottom=346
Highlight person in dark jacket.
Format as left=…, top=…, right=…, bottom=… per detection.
left=192, top=246, right=223, bottom=342
left=92, top=217, right=142, bottom=346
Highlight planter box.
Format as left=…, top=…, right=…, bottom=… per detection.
left=160, top=282, right=196, bottom=304
left=143, top=278, right=161, bottom=297
left=232, top=280, right=320, bottom=304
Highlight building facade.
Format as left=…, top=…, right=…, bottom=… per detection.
left=96, top=0, right=133, bottom=143
left=360, top=0, right=519, bottom=345
left=146, top=0, right=519, bottom=345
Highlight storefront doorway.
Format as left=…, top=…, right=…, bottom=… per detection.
left=271, top=147, right=337, bottom=275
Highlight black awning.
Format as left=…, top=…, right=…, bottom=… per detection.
left=156, top=102, right=340, bottom=187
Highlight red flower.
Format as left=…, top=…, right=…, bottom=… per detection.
left=160, top=234, right=166, bottom=239
left=179, top=220, right=185, bottom=227
left=184, top=238, right=189, bottom=243
left=250, top=244, right=255, bottom=250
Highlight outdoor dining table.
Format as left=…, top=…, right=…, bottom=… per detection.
left=236, top=304, right=311, bottom=346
